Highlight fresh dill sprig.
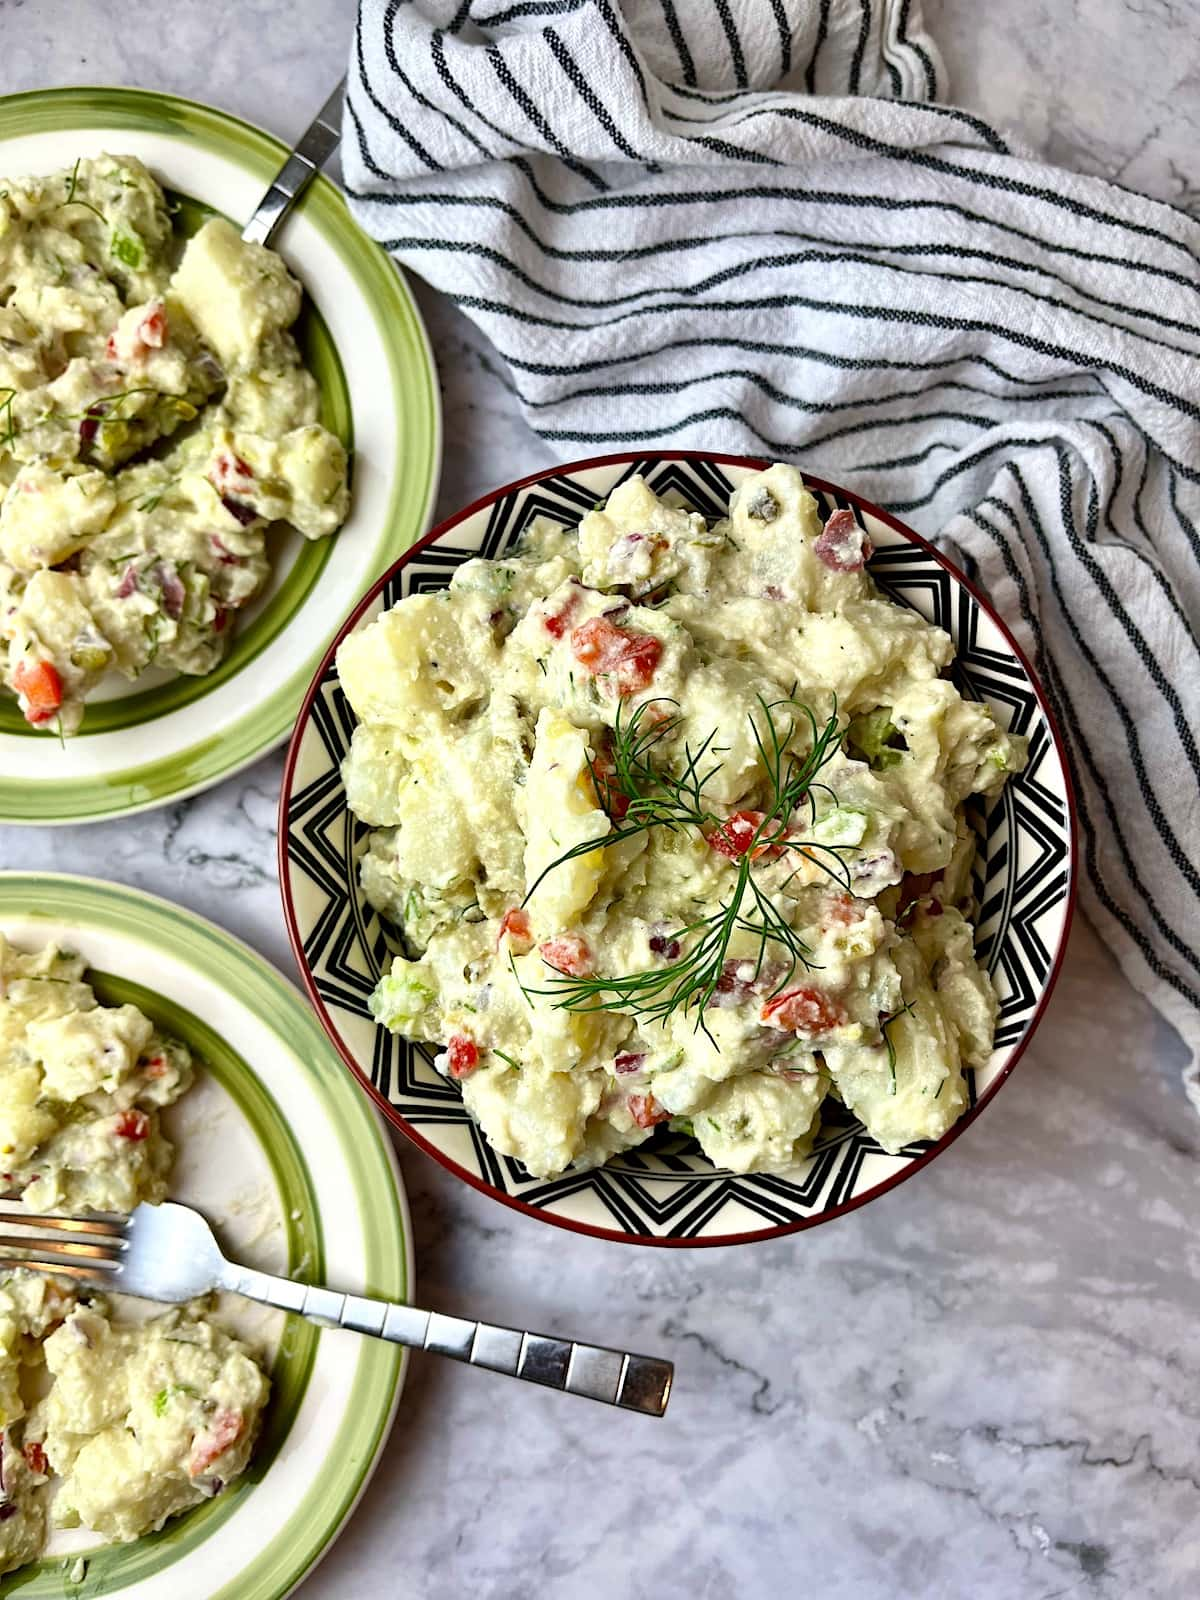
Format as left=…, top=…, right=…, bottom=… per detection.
left=59, top=158, right=106, bottom=223
left=522, top=888, right=747, bottom=1032
left=0, top=384, right=157, bottom=454
left=525, top=858, right=812, bottom=1038
left=143, top=613, right=162, bottom=664
left=518, top=695, right=853, bottom=1033
left=737, top=871, right=819, bottom=979
left=492, top=1048, right=522, bottom=1072
left=135, top=478, right=179, bottom=514
left=589, top=697, right=724, bottom=832
left=521, top=698, right=722, bottom=908
left=508, top=948, right=533, bottom=1010
left=521, top=817, right=657, bottom=909
left=749, top=690, right=844, bottom=831
left=65, top=386, right=158, bottom=422
left=880, top=1001, right=915, bottom=1095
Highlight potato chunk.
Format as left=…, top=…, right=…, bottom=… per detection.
left=171, top=217, right=301, bottom=366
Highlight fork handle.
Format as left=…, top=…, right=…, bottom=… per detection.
left=220, top=1263, right=672, bottom=1417
left=241, top=78, right=345, bottom=248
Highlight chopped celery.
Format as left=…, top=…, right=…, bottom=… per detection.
left=846, top=707, right=905, bottom=769
left=810, top=806, right=869, bottom=847
left=110, top=229, right=143, bottom=269
left=370, top=965, right=435, bottom=1031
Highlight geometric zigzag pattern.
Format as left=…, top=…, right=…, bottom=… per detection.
left=284, top=457, right=1074, bottom=1244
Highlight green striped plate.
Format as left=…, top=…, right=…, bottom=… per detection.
left=0, top=87, right=441, bottom=823
left=0, top=872, right=410, bottom=1598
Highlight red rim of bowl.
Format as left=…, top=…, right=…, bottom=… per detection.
left=279, top=449, right=1079, bottom=1249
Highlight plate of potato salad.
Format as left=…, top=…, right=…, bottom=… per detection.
left=0, top=87, right=439, bottom=823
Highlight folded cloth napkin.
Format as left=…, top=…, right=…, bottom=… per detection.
left=346, top=0, right=1200, bottom=1110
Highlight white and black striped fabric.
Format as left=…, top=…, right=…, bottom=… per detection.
left=345, top=0, right=1200, bottom=1111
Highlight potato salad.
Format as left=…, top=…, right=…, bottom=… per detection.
left=341, top=465, right=1027, bottom=1180
left=0, top=934, right=190, bottom=1211
left=0, top=936, right=269, bottom=1573
left=0, top=154, right=349, bottom=734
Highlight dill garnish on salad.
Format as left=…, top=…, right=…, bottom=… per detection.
left=339, top=464, right=1026, bottom=1178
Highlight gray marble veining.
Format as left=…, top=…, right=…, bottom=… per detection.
left=925, top=0, right=1200, bottom=220
left=1, top=3, right=1198, bottom=1596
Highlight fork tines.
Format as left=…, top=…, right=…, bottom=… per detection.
left=0, top=1205, right=126, bottom=1279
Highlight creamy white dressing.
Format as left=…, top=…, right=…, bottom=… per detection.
left=342, top=464, right=1027, bottom=1179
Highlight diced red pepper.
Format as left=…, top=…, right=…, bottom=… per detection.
left=106, top=302, right=167, bottom=363
left=12, top=658, right=63, bottom=726
left=114, top=1109, right=150, bottom=1141
left=188, top=1408, right=243, bottom=1478
left=138, top=303, right=166, bottom=348
left=539, top=934, right=593, bottom=977
left=446, top=1035, right=479, bottom=1080
left=570, top=616, right=624, bottom=672
left=143, top=1055, right=168, bottom=1079
left=570, top=617, right=662, bottom=695
left=209, top=452, right=254, bottom=496
left=814, top=508, right=872, bottom=573
left=22, top=1441, right=47, bottom=1478
left=628, top=1092, right=670, bottom=1129
left=497, top=908, right=533, bottom=954
left=614, top=1051, right=646, bottom=1076
left=542, top=586, right=582, bottom=639
left=616, top=635, right=662, bottom=693
left=707, top=809, right=789, bottom=862
left=760, top=986, right=848, bottom=1035
left=826, top=893, right=863, bottom=927
left=589, top=756, right=630, bottom=820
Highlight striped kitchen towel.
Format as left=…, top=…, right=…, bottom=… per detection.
left=345, top=0, right=1200, bottom=1110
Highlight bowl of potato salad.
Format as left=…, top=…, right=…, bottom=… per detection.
left=0, top=87, right=440, bottom=823
left=281, top=453, right=1075, bottom=1246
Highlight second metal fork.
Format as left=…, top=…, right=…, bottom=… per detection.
left=0, top=1201, right=673, bottom=1417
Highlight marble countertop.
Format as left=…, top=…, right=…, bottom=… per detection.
left=2, top=3, right=1199, bottom=1596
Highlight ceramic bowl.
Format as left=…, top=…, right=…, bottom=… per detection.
left=280, top=452, right=1075, bottom=1246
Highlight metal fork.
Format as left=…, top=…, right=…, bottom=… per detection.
left=241, top=78, right=346, bottom=249
left=0, top=1201, right=673, bottom=1417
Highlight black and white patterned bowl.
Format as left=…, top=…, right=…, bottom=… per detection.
left=280, top=453, right=1076, bottom=1247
